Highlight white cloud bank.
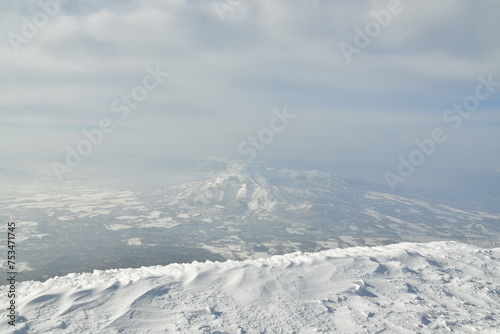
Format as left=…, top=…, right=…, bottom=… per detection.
left=0, top=0, right=499, bottom=191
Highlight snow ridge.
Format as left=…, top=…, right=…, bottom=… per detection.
left=1, top=241, right=499, bottom=333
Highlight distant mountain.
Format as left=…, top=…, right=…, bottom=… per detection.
left=160, top=160, right=500, bottom=249
left=2, top=241, right=498, bottom=333
left=171, top=161, right=347, bottom=212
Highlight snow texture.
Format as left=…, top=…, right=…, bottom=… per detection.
left=1, top=241, right=499, bottom=333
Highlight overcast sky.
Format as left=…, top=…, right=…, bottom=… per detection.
left=1, top=0, right=499, bottom=194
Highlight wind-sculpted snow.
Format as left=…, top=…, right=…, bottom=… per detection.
left=1, top=241, right=499, bottom=333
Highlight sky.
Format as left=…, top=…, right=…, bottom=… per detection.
left=0, top=0, right=499, bottom=195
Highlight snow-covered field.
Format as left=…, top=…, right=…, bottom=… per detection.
left=1, top=241, right=498, bottom=333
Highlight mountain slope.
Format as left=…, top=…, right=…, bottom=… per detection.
left=2, top=241, right=498, bottom=333
left=161, top=161, right=500, bottom=251
left=170, top=161, right=349, bottom=213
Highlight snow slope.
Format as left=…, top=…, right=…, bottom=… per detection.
left=1, top=241, right=499, bottom=333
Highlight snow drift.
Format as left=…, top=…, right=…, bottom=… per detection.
left=1, top=241, right=499, bottom=333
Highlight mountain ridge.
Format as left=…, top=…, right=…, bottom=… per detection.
left=2, top=241, right=498, bottom=333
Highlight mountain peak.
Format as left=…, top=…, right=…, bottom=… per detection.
left=225, top=161, right=272, bottom=177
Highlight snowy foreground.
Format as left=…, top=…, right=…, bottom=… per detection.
left=1, top=242, right=499, bottom=333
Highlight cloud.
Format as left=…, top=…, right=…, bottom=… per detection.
left=0, top=0, right=499, bottom=192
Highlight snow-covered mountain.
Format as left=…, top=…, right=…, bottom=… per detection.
left=170, top=161, right=348, bottom=213
left=2, top=241, right=498, bottom=333
left=161, top=160, right=499, bottom=251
